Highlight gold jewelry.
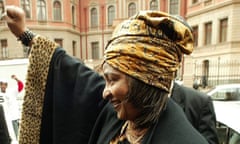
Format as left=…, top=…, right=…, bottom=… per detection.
left=125, top=121, right=148, bottom=144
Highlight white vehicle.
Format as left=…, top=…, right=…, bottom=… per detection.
left=207, top=84, right=240, bottom=101
left=213, top=101, right=240, bottom=144
left=207, top=84, right=240, bottom=143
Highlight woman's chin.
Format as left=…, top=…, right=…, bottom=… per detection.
left=117, top=111, right=127, bottom=120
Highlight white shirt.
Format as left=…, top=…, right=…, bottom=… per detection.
left=0, top=88, right=20, bottom=120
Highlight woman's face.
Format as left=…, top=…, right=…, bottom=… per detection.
left=102, top=63, right=140, bottom=121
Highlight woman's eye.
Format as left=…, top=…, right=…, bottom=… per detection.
left=107, top=76, right=117, bottom=84
left=108, top=78, right=114, bottom=83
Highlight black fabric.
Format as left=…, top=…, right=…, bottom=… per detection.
left=39, top=48, right=106, bottom=144
left=89, top=99, right=209, bottom=144
left=171, top=83, right=219, bottom=144
left=0, top=104, right=11, bottom=144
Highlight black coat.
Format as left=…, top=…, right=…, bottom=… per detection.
left=0, top=104, right=11, bottom=144
left=171, top=83, right=219, bottom=144
left=88, top=99, right=209, bottom=144
left=39, top=48, right=107, bottom=144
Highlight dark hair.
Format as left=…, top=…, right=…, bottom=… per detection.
left=125, top=75, right=169, bottom=129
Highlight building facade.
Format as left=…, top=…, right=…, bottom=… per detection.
left=185, top=0, right=240, bottom=87
left=78, top=0, right=187, bottom=68
left=0, top=0, right=187, bottom=63
left=0, top=0, right=81, bottom=59
left=2, top=0, right=239, bottom=87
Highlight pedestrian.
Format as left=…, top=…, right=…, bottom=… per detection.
left=171, top=82, right=219, bottom=144
left=5, top=6, right=208, bottom=144
left=0, top=75, right=24, bottom=140
left=0, top=104, right=11, bottom=144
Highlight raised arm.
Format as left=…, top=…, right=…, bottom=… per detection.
left=5, top=5, right=106, bottom=144
left=11, top=75, right=24, bottom=92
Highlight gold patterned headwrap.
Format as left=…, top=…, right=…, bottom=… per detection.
left=104, top=11, right=194, bottom=92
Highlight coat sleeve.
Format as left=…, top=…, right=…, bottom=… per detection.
left=198, top=96, right=219, bottom=144
left=19, top=35, right=106, bottom=144
left=171, top=83, right=219, bottom=144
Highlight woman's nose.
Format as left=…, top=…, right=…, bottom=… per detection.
left=102, top=88, right=111, bottom=100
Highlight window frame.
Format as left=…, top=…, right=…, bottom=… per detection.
left=37, top=0, right=47, bottom=21
left=90, top=7, right=98, bottom=28
left=53, top=0, right=62, bottom=21
left=150, top=0, right=158, bottom=10
left=204, top=22, right=212, bottom=45
left=91, top=41, right=100, bottom=59
left=128, top=2, right=136, bottom=18
left=21, top=0, right=31, bottom=19
left=107, top=5, right=115, bottom=26
left=219, top=18, right=228, bottom=43
left=169, top=0, right=179, bottom=15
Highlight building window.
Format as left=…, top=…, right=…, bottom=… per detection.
left=108, top=5, right=115, bottom=26
left=192, top=26, right=198, bottom=47
left=54, top=39, right=63, bottom=47
left=202, top=60, right=209, bottom=87
left=192, top=0, right=198, bottom=4
left=37, top=0, right=46, bottom=21
left=21, top=0, right=31, bottom=18
left=169, top=0, right=179, bottom=15
left=72, top=41, right=76, bottom=56
left=53, top=1, right=62, bottom=21
left=128, top=2, right=136, bottom=17
left=91, top=42, right=99, bottom=59
left=91, top=8, right=98, bottom=27
left=150, top=0, right=158, bottom=10
left=0, top=1, right=4, bottom=16
left=72, top=6, right=76, bottom=25
left=1, top=39, right=8, bottom=59
left=204, top=22, right=212, bottom=45
left=219, top=18, right=228, bottom=43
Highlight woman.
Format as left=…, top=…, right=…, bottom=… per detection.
left=5, top=6, right=208, bottom=144
left=88, top=11, right=209, bottom=143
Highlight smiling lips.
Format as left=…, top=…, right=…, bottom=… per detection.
left=111, top=100, right=121, bottom=110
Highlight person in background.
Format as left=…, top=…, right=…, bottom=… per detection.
left=0, top=104, right=11, bottom=144
left=0, top=75, right=24, bottom=140
left=0, top=75, right=24, bottom=93
left=5, top=5, right=209, bottom=144
left=171, top=82, right=219, bottom=144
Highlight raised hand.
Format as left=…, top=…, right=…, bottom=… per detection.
left=4, top=5, right=27, bottom=38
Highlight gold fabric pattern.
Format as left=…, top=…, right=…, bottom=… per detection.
left=18, top=36, right=58, bottom=144
left=105, top=11, right=194, bottom=92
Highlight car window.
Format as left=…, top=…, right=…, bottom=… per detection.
left=211, top=88, right=239, bottom=101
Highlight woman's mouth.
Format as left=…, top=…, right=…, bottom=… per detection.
left=111, top=100, right=121, bottom=110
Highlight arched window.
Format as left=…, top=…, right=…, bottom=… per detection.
left=37, top=0, right=46, bottom=20
left=21, top=0, right=31, bottom=18
left=150, top=0, right=158, bottom=10
left=108, top=5, right=115, bottom=25
left=169, top=0, right=179, bottom=15
left=53, top=1, right=62, bottom=21
left=128, top=2, right=136, bottom=17
left=91, top=8, right=98, bottom=27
